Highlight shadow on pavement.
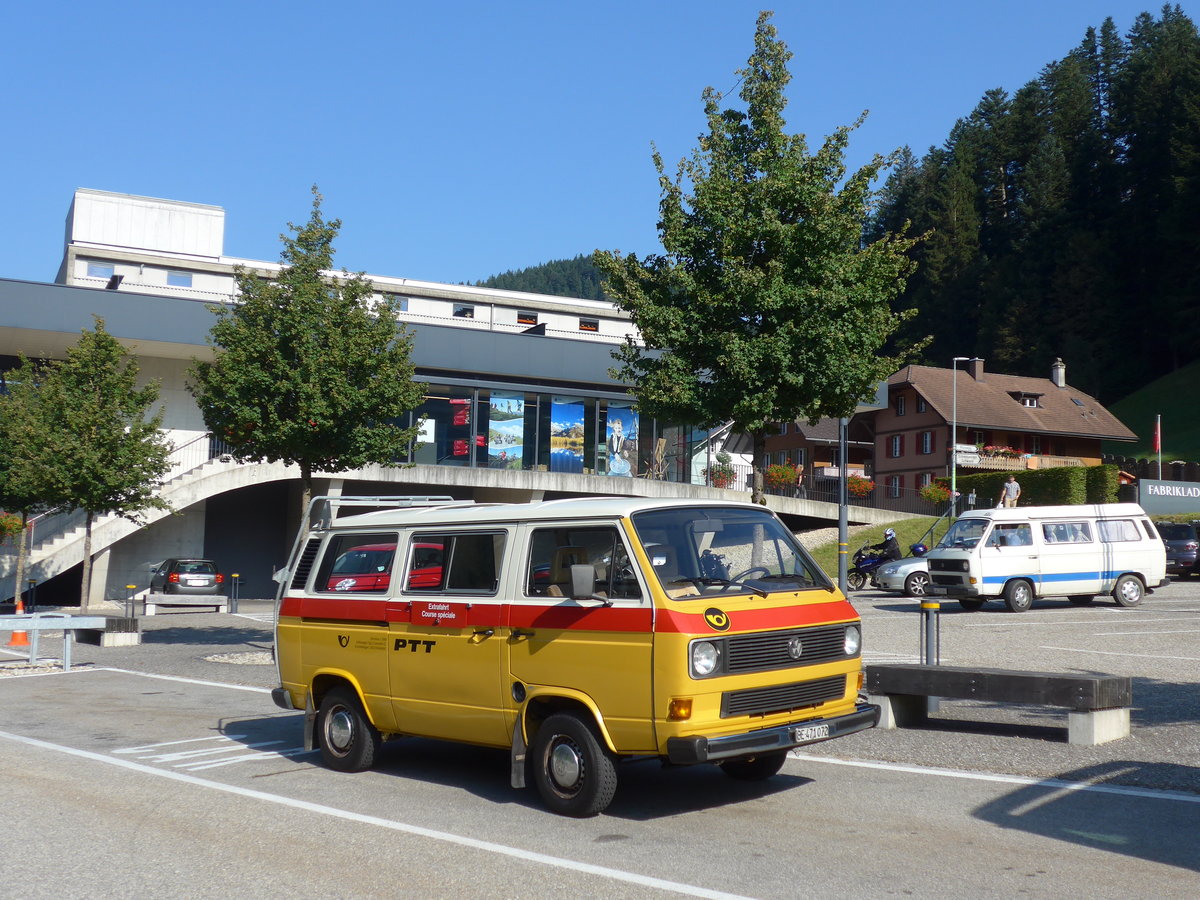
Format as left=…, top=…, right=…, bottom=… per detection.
left=974, top=761, right=1200, bottom=872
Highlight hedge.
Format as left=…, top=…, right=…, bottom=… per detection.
left=956, top=463, right=1120, bottom=508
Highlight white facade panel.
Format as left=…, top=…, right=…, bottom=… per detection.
left=70, top=189, right=225, bottom=257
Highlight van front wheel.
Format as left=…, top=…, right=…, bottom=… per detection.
left=1112, top=575, right=1145, bottom=608
left=316, top=686, right=380, bottom=773
left=1004, top=580, right=1034, bottom=613
left=531, top=713, right=617, bottom=817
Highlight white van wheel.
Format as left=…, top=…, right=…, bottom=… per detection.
left=1112, top=575, right=1145, bottom=608
left=1004, top=580, right=1034, bottom=613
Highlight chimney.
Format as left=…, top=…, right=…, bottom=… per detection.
left=1051, top=358, right=1066, bottom=388
left=967, top=358, right=984, bottom=381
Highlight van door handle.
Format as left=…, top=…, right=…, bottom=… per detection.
left=511, top=629, right=535, bottom=641
left=470, top=628, right=494, bottom=643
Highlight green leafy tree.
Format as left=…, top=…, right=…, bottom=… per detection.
left=190, top=188, right=425, bottom=519
left=34, top=320, right=172, bottom=609
left=0, top=358, right=50, bottom=608
left=594, top=12, right=922, bottom=502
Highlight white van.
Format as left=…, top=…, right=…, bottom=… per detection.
left=925, top=503, right=1167, bottom=612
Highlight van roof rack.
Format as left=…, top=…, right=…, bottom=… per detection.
left=309, top=495, right=467, bottom=529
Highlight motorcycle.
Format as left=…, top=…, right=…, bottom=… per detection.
left=847, top=542, right=890, bottom=591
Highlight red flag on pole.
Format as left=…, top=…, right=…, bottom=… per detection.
left=1153, top=415, right=1161, bottom=454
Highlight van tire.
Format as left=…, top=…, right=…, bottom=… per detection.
left=1068, top=595, right=1095, bottom=605
left=531, top=712, right=617, bottom=817
left=316, top=686, right=380, bottom=773
left=720, top=751, right=788, bottom=781
left=1112, top=575, right=1145, bottom=608
left=958, top=598, right=985, bottom=611
left=1004, top=580, right=1034, bottom=613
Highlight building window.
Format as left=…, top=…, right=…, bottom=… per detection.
left=453, top=304, right=475, bottom=319
left=579, top=317, right=599, bottom=332
left=889, top=435, right=903, bottom=458
left=1029, top=435, right=1042, bottom=455
left=972, top=430, right=986, bottom=446
left=1022, top=397, right=1038, bottom=407
left=920, top=431, right=933, bottom=454
left=917, top=396, right=927, bottom=413
left=887, top=475, right=902, bottom=498
left=918, top=472, right=932, bottom=488
left=86, top=262, right=114, bottom=279
left=895, top=395, right=906, bottom=416
left=383, top=293, right=409, bottom=312
left=167, top=270, right=193, bottom=288
left=517, top=310, right=538, bottom=326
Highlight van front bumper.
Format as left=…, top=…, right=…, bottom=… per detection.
left=666, top=703, right=880, bottom=764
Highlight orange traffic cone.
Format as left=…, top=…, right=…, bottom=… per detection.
left=6, top=594, right=30, bottom=648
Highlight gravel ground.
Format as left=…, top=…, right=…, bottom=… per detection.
left=5, top=585, right=1199, bottom=796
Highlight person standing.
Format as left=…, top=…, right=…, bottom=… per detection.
left=998, top=474, right=1021, bottom=508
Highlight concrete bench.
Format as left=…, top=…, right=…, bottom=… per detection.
left=0, top=613, right=109, bottom=671
left=143, top=593, right=228, bottom=616
left=866, top=664, right=1132, bottom=746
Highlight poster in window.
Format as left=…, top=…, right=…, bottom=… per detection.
left=550, top=396, right=584, bottom=473
left=604, top=402, right=638, bottom=477
left=488, top=391, right=524, bottom=469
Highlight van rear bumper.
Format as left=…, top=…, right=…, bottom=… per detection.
left=666, top=703, right=880, bottom=764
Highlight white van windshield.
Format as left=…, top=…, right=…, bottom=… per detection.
left=631, top=506, right=831, bottom=599
left=937, top=518, right=989, bottom=550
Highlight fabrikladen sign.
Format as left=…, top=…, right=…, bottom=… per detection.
left=1139, top=479, right=1200, bottom=515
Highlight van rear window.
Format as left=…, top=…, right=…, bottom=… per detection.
left=316, top=532, right=398, bottom=594
left=1098, top=519, right=1140, bottom=542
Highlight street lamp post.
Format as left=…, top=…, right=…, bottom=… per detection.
left=949, top=357, right=975, bottom=516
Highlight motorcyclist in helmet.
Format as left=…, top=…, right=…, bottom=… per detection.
left=871, top=528, right=902, bottom=562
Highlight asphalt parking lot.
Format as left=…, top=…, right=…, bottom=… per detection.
left=4, top=577, right=1199, bottom=796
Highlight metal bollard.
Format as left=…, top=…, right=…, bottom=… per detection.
left=919, top=598, right=941, bottom=713
left=126, top=584, right=137, bottom=619
left=27, top=579, right=37, bottom=613
left=231, top=574, right=240, bottom=614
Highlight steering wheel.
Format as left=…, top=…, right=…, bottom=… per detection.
left=730, top=566, right=771, bottom=582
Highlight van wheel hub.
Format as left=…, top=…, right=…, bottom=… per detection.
left=327, top=708, right=355, bottom=753
left=549, top=739, right=584, bottom=791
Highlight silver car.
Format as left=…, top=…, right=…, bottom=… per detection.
left=874, top=557, right=930, bottom=596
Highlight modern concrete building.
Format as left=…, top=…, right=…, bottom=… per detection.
left=2, top=189, right=889, bottom=606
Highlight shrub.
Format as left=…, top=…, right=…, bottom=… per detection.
left=919, top=481, right=951, bottom=505
left=846, top=474, right=875, bottom=498
left=765, top=463, right=799, bottom=490
left=706, top=451, right=737, bottom=489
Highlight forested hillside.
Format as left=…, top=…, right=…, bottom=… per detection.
left=870, top=6, right=1200, bottom=404
left=473, top=254, right=608, bottom=301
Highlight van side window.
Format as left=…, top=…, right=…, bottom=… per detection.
left=1098, top=519, right=1140, bottom=542
left=315, top=532, right=398, bottom=593
left=405, top=532, right=505, bottom=594
left=525, top=526, right=642, bottom=601
left=988, top=524, right=1033, bottom=547
left=1042, top=522, right=1091, bottom=544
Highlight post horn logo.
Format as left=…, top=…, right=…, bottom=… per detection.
left=337, top=634, right=349, bottom=648
left=704, top=608, right=731, bottom=632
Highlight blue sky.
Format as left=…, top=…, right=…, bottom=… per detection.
left=4, top=1, right=1194, bottom=287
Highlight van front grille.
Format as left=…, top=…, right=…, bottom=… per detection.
left=721, top=675, right=846, bottom=718
left=724, top=624, right=850, bottom=674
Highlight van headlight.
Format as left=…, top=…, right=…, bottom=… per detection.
left=691, top=640, right=721, bottom=677
left=844, top=625, right=862, bottom=656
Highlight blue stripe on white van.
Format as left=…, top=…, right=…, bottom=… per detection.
left=981, top=571, right=1123, bottom=585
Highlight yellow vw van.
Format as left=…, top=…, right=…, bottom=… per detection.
left=272, top=496, right=878, bottom=816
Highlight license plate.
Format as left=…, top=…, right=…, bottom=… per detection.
left=186, top=578, right=207, bottom=586
left=793, top=723, right=830, bottom=742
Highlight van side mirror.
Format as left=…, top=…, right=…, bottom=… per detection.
left=570, top=564, right=612, bottom=606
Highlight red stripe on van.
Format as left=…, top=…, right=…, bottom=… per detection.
left=505, top=604, right=653, bottom=632
left=654, top=599, right=858, bottom=635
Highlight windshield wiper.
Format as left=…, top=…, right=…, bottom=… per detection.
left=693, top=577, right=768, bottom=597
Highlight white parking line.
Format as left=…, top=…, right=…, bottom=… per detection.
left=0, top=728, right=753, bottom=900
left=1040, top=645, right=1200, bottom=662
left=963, top=616, right=1200, bottom=627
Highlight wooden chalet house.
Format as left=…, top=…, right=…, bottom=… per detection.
left=870, top=358, right=1136, bottom=500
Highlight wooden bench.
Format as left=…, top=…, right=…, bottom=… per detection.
left=0, top=613, right=109, bottom=671
left=866, top=664, right=1132, bottom=746
left=143, top=593, right=228, bottom=616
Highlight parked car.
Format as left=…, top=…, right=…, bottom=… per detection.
left=1158, top=521, right=1199, bottom=577
left=874, top=544, right=931, bottom=597
left=150, top=558, right=225, bottom=595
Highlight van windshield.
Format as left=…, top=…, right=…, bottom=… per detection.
left=937, top=518, right=989, bottom=550
left=631, top=506, right=831, bottom=599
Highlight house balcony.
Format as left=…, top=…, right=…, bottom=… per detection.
left=958, top=452, right=1085, bottom=472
